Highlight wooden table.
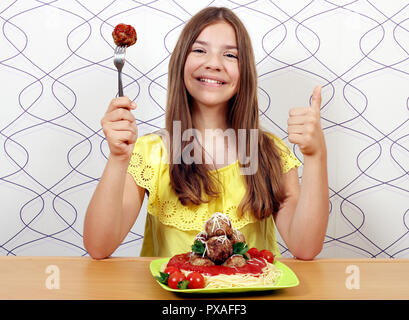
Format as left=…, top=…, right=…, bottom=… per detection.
left=0, top=256, right=408, bottom=300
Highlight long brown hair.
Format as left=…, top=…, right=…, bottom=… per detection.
left=165, top=7, right=284, bottom=219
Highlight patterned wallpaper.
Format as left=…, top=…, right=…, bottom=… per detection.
left=1, top=0, right=408, bottom=258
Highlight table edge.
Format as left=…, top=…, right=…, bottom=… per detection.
left=0, top=256, right=408, bottom=263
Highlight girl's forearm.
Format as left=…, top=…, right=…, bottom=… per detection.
left=288, top=151, right=329, bottom=260
left=83, top=155, right=129, bottom=259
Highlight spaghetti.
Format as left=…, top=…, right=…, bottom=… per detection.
left=161, top=253, right=282, bottom=289
left=200, top=262, right=281, bottom=289
left=158, top=212, right=281, bottom=290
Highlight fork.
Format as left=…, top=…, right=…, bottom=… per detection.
left=113, top=45, right=126, bottom=97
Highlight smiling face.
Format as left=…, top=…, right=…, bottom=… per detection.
left=183, top=21, right=240, bottom=112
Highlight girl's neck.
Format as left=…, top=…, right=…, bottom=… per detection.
left=191, top=101, right=229, bottom=134
left=190, top=101, right=237, bottom=170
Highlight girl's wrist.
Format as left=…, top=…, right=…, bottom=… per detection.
left=302, top=148, right=327, bottom=164
left=107, top=154, right=132, bottom=171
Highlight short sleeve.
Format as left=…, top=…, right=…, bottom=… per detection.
left=127, top=133, right=165, bottom=197
left=265, top=132, right=302, bottom=173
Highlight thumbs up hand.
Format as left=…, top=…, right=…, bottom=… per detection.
left=287, top=86, right=326, bottom=157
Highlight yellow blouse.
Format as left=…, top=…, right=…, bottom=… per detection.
left=127, top=132, right=301, bottom=258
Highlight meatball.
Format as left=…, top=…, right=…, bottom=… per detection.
left=112, top=23, right=137, bottom=47
left=231, top=228, right=245, bottom=244
left=189, top=254, right=215, bottom=266
left=204, top=212, right=233, bottom=237
left=194, top=231, right=208, bottom=243
left=205, top=235, right=233, bottom=264
left=222, top=255, right=247, bottom=268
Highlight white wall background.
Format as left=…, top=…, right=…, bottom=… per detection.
left=1, top=0, right=408, bottom=258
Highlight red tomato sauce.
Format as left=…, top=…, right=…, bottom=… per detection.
left=167, top=253, right=267, bottom=276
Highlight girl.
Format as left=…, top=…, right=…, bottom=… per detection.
left=83, top=7, right=329, bottom=260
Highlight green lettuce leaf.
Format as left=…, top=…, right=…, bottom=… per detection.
left=155, top=272, right=169, bottom=285
left=191, top=240, right=205, bottom=255
left=233, top=242, right=249, bottom=260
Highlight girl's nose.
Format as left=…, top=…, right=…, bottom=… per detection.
left=205, top=54, right=222, bottom=71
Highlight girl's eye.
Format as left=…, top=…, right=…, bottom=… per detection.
left=192, top=48, right=205, bottom=53
left=225, top=53, right=238, bottom=59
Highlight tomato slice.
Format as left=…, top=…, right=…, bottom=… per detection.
left=167, top=271, right=186, bottom=289
left=164, top=266, right=180, bottom=274
left=247, top=247, right=260, bottom=258
left=259, top=249, right=274, bottom=263
left=186, top=272, right=205, bottom=289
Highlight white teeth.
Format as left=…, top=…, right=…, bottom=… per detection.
left=200, top=78, right=223, bottom=84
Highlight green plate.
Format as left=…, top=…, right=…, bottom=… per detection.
left=150, top=257, right=299, bottom=294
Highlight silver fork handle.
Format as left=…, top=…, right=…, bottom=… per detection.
left=118, top=71, right=123, bottom=97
